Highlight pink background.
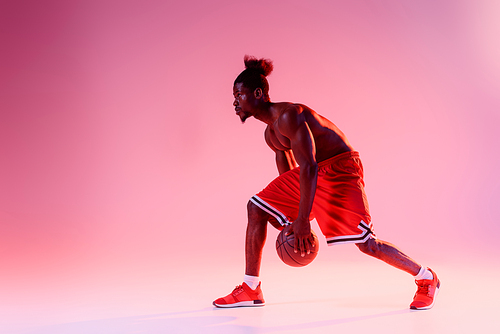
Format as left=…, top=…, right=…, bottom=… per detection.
left=1, top=0, right=500, bottom=329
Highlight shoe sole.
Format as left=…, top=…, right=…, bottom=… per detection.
left=410, top=282, right=440, bottom=310
left=213, top=300, right=265, bottom=308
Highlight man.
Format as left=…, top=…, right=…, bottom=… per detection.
left=213, top=56, right=440, bottom=310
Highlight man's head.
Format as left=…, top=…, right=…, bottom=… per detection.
left=234, top=55, right=273, bottom=100
left=233, top=55, right=273, bottom=122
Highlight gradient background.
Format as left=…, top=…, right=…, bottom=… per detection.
left=1, top=0, right=500, bottom=332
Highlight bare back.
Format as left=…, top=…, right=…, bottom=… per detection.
left=265, top=103, right=353, bottom=163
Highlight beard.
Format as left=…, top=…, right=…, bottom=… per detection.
left=238, top=112, right=250, bottom=124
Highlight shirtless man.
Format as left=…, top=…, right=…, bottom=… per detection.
left=213, top=56, right=440, bottom=310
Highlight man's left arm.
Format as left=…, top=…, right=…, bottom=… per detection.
left=275, top=150, right=297, bottom=175
left=265, top=127, right=297, bottom=175
left=277, top=106, right=318, bottom=257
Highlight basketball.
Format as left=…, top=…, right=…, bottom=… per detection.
left=276, top=225, right=319, bottom=267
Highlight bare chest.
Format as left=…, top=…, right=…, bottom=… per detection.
left=266, top=126, right=291, bottom=151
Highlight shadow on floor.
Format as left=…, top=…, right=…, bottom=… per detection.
left=17, top=307, right=410, bottom=334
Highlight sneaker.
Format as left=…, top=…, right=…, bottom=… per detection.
left=410, top=268, right=440, bottom=310
left=213, top=282, right=265, bottom=308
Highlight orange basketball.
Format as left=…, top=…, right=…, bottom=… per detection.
left=276, top=225, right=319, bottom=267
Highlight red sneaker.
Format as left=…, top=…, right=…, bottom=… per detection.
left=410, top=268, right=440, bottom=310
left=213, top=282, right=265, bottom=308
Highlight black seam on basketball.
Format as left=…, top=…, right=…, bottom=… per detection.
left=282, top=240, right=302, bottom=266
left=277, top=226, right=318, bottom=266
left=277, top=240, right=286, bottom=248
left=277, top=245, right=283, bottom=260
left=276, top=234, right=286, bottom=262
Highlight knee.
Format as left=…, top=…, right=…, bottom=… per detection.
left=357, top=238, right=378, bottom=256
left=247, top=200, right=269, bottom=222
left=247, top=200, right=259, bottom=214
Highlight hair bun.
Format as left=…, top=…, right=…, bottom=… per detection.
left=244, top=55, right=274, bottom=77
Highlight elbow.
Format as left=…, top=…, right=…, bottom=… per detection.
left=302, top=161, right=318, bottom=178
left=311, top=163, right=318, bottom=176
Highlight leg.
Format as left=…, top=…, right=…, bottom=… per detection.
left=213, top=200, right=269, bottom=308
left=245, top=200, right=272, bottom=277
left=214, top=172, right=298, bottom=308
left=356, top=237, right=421, bottom=276
left=357, top=238, right=440, bottom=310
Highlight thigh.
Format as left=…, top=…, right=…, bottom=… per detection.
left=312, top=166, right=373, bottom=245
left=250, top=168, right=312, bottom=229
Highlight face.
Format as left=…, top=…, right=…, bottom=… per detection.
left=233, top=82, right=254, bottom=123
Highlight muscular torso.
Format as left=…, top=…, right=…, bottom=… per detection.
left=265, top=103, right=353, bottom=163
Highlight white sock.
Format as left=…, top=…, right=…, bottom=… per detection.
left=414, top=266, right=433, bottom=280
left=244, top=275, right=260, bottom=290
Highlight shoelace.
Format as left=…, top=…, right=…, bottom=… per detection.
left=415, top=281, right=431, bottom=296
left=232, top=285, right=244, bottom=294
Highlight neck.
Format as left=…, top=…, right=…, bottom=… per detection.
left=253, top=101, right=276, bottom=125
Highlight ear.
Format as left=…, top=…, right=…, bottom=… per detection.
left=254, top=88, right=263, bottom=99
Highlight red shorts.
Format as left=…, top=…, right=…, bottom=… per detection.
left=250, top=151, right=375, bottom=246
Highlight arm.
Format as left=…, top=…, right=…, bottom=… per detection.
left=275, top=150, right=296, bottom=175
left=265, top=127, right=297, bottom=175
left=277, top=106, right=318, bottom=256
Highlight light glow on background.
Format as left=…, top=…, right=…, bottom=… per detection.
left=1, top=0, right=500, bottom=331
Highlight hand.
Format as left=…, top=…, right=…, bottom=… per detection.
left=286, top=219, right=316, bottom=257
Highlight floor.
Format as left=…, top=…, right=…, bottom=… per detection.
left=2, top=245, right=499, bottom=334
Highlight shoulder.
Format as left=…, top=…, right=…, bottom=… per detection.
left=277, top=104, right=305, bottom=133
left=280, top=103, right=302, bottom=119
